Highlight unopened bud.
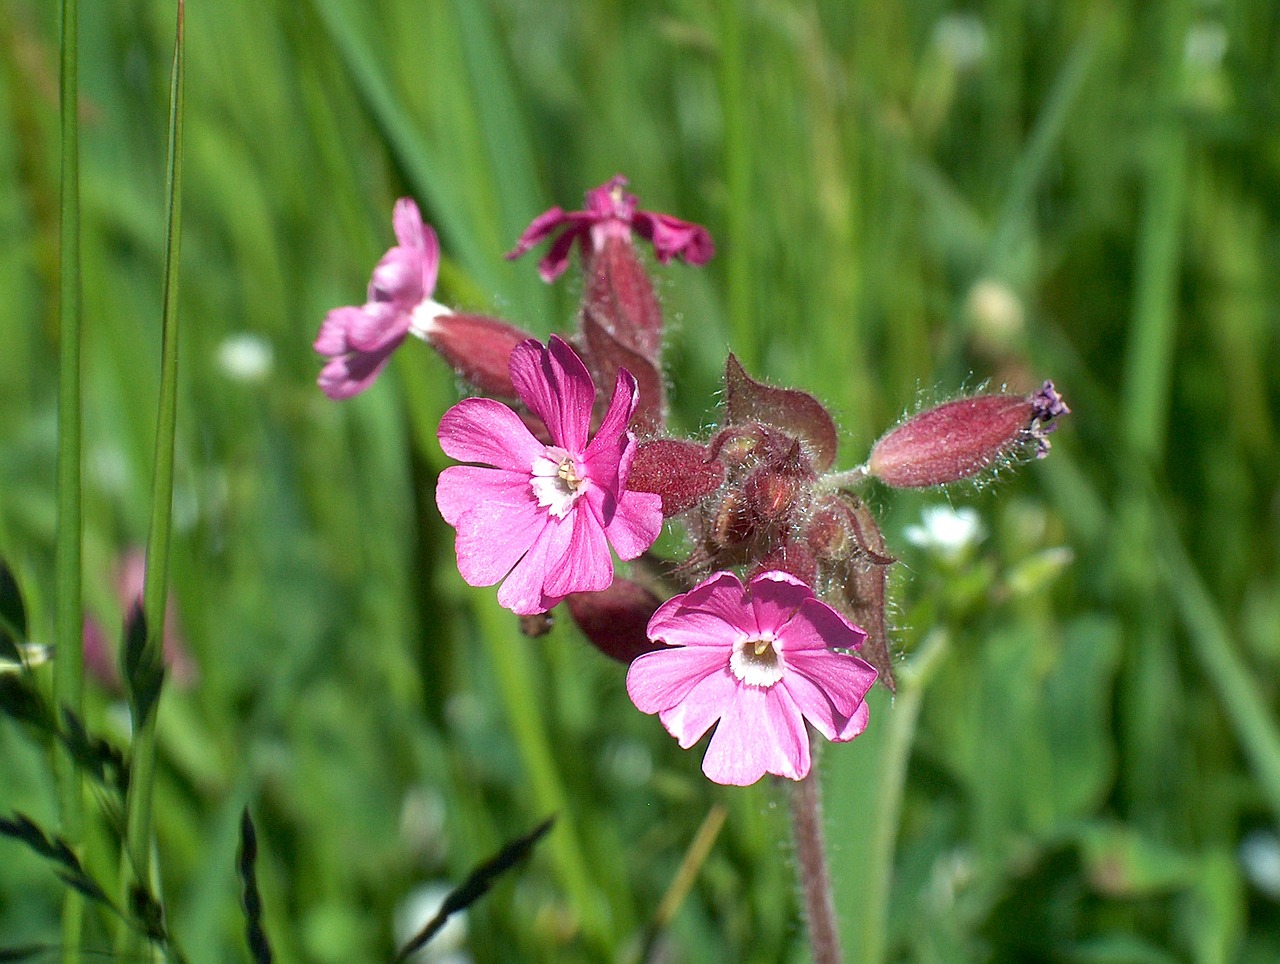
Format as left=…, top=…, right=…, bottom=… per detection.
left=566, top=580, right=663, bottom=664
left=628, top=439, right=724, bottom=517
left=749, top=542, right=817, bottom=585
left=867, top=382, right=1068, bottom=488
left=422, top=313, right=533, bottom=399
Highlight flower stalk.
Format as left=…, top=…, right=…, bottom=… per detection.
left=791, top=761, right=842, bottom=964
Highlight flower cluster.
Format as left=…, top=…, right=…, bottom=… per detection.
left=315, top=176, right=1069, bottom=785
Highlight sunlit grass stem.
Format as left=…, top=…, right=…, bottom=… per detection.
left=55, top=0, right=85, bottom=956
left=119, top=2, right=185, bottom=958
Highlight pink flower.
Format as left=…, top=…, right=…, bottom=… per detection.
left=435, top=335, right=664, bottom=615
left=315, top=198, right=452, bottom=399
left=506, top=175, right=715, bottom=282
left=627, top=571, right=878, bottom=786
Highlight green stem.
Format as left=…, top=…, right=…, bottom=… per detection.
left=55, top=0, right=85, bottom=954
left=716, top=0, right=755, bottom=367
left=862, top=630, right=949, bottom=964
left=120, top=3, right=185, bottom=957
left=1155, top=503, right=1280, bottom=826
left=476, top=601, right=610, bottom=953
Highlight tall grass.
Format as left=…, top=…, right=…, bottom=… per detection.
left=2, top=0, right=1279, bottom=960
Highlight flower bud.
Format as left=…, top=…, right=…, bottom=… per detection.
left=422, top=313, right=534, bottom=399
left=867, top=381, right=1068, bottom=488
left=583, top=234, right=663, bottom=360
left=566, top=579, right=664, bottom=663
left=749, top=542, right=817, bottom=585
left=628, top=439, right=724, bottom=517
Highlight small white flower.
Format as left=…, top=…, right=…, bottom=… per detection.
left=395, top=882, right=471, bottom=963
left=932, top=13, right=989, bottom=71
left=904, top=505, right=985, bottom=558
left=216, top=333, right=274, bottom=383
left=1241, top=830, right=1280, bottom=900
left=1184, top=21, right=1228, bottom=69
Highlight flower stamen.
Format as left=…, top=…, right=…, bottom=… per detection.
left=730, top=633, right=784, bottom=688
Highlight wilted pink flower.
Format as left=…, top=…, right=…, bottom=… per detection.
left=506, top=175, right=714, bottom=282
left=435, top=336, right=664, bottom=615
left=627, top=571, right=877, bottom=786
left=315, top=198, right=452, bottom=399
left=82, top=549, right=197, bottom=693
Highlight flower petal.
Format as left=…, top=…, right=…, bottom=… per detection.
left=315, top=305, right=362, bottom=356
left=627, top=646, right=729, bottom=717
left=346, top=299, right=412, bottom=353
left=496, top=514, right=572, bottom=614
left=435, top=465, right=532, bottom=527
left=782, top=650, right=877, bottom=737
left=536, top=227, right=583, bottom=283
left=443, top=479, right=547, bottom=589
left=778, top=597, right=869, bottom=654
left=633, top=211, right=715, bottom=266
left=646, top=572, right=757, bottom=647
left=582, top=368, right=640, bottom=489
left=834, top=700, right=871, bottom=742
left=591, top=488, right=663, bottom=561
left=509, top=337, right=596, bottom=453
left=369, top=247, right=425, bottom=310
left=543, top=506, right=613, bottom=598
left=437, top=397, right=546, bottom=471
left=392, top=198, right=441, bottom=292
left=657, top=668, right=739, bottom=748
left=316, top=340, right=400, bottom=400
left=506, top=206, right=569, bottom=260
left=700, top=684, right=809, bottom=785
left=746, top=571, right=817, bottom=637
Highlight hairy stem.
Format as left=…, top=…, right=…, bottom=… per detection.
left=791, top=758, right=843, bottom=964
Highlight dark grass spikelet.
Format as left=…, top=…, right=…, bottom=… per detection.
left=238, top=808, right=273, bottom=964
left=0, top=813, right=109, bottom=907
left=121, top=603, right=165, bottom=728
left=0, top=560, right=27, bottom=664
left=395, top=816, right=556, bottom=963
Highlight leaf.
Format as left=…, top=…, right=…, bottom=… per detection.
left=0, top=945, right=52, bottom=962
left=395, top=816, right=556, bottom=963
left=723, top=355, right=838, bottom=472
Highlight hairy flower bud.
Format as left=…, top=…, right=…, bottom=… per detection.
left=566, top=579, right=664, bottom=664
left=866, top=381, right=1069, bottom=488
left=628, top=439, right=725, bottom=516
left=422, top=313, right=534, bottom=399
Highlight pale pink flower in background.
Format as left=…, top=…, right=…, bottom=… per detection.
left=506, top=175, right=715, bottom=282
left=83, top=549, right=198, bottom=693
left=315, top=198, right=451, bottom=399
left=435, top=336, right=664, bottom=615
left=627, top=570, right=877, bottom=786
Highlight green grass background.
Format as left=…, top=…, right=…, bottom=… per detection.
left=2, top=0, right=1280, bottom=960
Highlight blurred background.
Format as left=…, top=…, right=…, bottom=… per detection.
left=2, top=0, right=1279, bottom=960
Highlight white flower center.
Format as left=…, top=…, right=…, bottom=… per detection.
left=531, top=448, right=587, bottom=518
left=408, top=298, right=452, bottom=340
left=730, top=633, right=784, bottom=688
